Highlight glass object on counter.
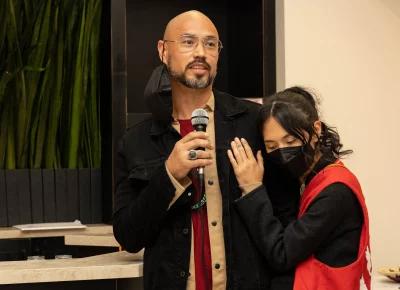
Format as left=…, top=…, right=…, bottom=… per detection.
left=55, top=255, right=72, bottom=259
left=27, top=256, right=45, bottom=260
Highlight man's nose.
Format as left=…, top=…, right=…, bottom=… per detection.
left=192, top=41, right=206, bottom=58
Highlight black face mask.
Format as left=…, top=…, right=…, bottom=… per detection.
left=267, top=143, right=316, bottom=179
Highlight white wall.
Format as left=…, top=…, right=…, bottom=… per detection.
left=276, top=0, right=400, bottom=270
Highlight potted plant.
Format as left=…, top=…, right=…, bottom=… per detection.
left=0, top=0, right=103, bottom=226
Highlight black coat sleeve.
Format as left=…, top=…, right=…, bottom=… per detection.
left=263, top=159, right=300, bottom=228
left=234, top=183, right=360, bottom=272
left=112, top=138, right=177, bottom=253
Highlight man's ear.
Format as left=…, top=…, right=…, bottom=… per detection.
left=158, top=40, right=167, bottom=65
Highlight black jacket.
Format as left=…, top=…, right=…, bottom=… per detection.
left=113, top=66, right=299, bottom=290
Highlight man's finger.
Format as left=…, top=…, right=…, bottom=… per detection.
left=190, top=159, right=213, bottom=169
left=186, top=150, right=213, bottom=160
left=180, top=131, right=209, bottom=143
left=185, top=139, right=214, bottom=151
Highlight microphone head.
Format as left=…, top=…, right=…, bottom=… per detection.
left=191, top=109, right=209, bottom=127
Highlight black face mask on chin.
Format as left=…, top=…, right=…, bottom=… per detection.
left=267, top=143, right=316, bottom=179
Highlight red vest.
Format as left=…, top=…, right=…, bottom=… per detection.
left=294, top=160, right=372, bottom=290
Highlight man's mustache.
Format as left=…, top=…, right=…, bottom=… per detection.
left=185, top=58, right=211, bottom=71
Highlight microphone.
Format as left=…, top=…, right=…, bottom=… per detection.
left=191, top=108, right=210, bottom=290
left=191, top=109, right=209, bottom=180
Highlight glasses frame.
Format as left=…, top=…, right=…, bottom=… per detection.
left=163, top=35, right=223, bottom=56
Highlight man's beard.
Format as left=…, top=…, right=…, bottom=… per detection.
left=167, top=56, right=216, bottom=89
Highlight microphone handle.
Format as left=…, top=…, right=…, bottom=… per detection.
left=193, top=124, right=207, bottom=187
left=194, top=124, right=207, bottom=152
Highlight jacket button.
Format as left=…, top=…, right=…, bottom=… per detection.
left=211, top=221, right=217, bottom=226
left=215, top=263, right=221, bottom=269
left=208, top=179, right=214, bottom=185
left=188, top=192, right=192, bottom=197
left=183, top=228, right=189, bottom=234
left=180, top=271, right=186, bottom=277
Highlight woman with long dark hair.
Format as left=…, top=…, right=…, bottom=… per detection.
left=227, top=87, right=372, bottom=290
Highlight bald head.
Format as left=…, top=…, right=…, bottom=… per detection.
left=163, top=10, right=218, bottom=40
left=158, top=10, right=220, bottom=91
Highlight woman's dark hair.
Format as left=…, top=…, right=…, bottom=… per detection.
left=258, top=86, right=352, bottom=158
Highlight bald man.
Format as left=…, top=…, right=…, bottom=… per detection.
left=113, top=10, right=299, bottom=290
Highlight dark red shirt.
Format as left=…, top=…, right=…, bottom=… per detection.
left=178, top=119, right=212, bottom=290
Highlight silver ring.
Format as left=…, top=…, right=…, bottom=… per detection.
left=188, top=149, right=198, bottom=160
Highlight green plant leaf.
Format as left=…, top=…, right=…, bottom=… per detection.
left=1, top=0, right=102, bottom=170
left=0, top=71, right=14, bottom=106
left=19, top=0, right=51, bottom=168
left=22, top=65, right=46, bottom=71
left=44, top=5, right=63, bottom=169
left=67, top=0, right=87, bottom=168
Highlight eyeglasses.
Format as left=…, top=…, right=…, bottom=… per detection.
left=163, top=35, right=223, bottom=57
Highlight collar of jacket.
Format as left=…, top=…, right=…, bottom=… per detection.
left=149, top=89, right=249, bottom=136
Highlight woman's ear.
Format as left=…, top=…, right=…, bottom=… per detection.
left=313, top=120, right=322, bottom=143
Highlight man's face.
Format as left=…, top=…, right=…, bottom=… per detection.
left=167, top=52, right=216, bottom=89
left=163, top=19, right=219, bottom=89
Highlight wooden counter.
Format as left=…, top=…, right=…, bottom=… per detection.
left=0, top=224, right=112, bottom=240
left=0, top=251, right=142, bottom=285
left=64, top=233, right=119, bottom=247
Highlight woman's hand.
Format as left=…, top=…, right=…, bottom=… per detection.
left=227, top=137, right=264, bottom=186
